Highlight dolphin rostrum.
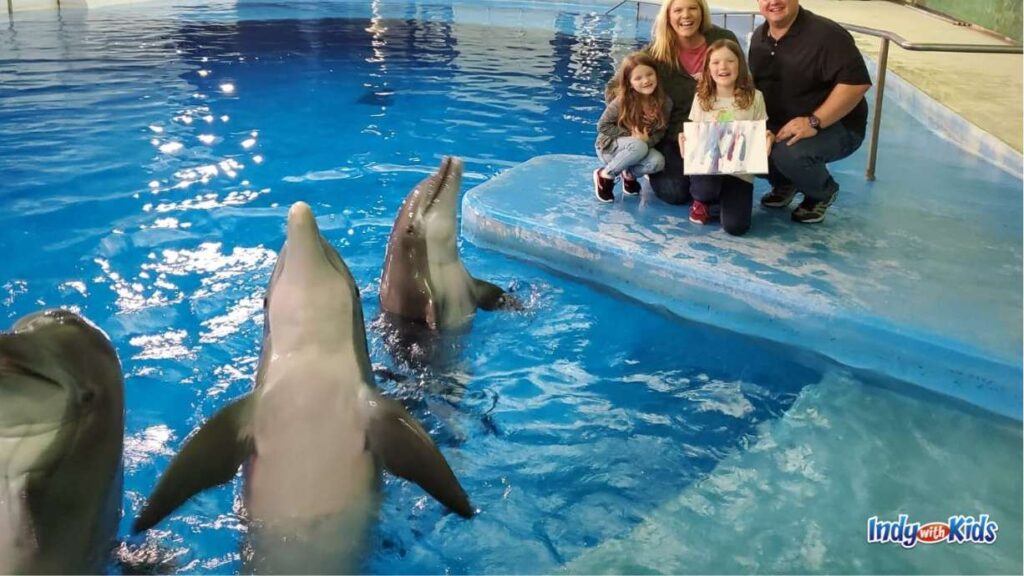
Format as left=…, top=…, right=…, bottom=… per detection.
left=132, top=201, right=474, bottom=574
left=380, top=156, right=513, bottom=329
left=0, top=309, right=124, bottom=574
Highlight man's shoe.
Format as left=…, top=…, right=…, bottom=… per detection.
left=791, top=186, right=838, bottom=224
left=593, top=169, right=615, bottom=203
left=622, top=173, right=641, bottom=196
left=760, top=185, right=798, bottom=209
left=689, top=200, right=710, bottom=225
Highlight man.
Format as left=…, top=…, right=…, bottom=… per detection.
left=749, top=0, right=871, bottom=223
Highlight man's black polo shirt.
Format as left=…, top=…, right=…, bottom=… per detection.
left=749, top=8, right=871, bottom=137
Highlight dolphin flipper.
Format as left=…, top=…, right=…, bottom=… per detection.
left=473, top=278, right=525, bottom=312
left=133, top=394, right=255, bottom=533
left=366, top=393, right=474, bottom=518
left=472, top=278, right=507, bottom=311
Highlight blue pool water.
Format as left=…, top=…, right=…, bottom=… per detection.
left=1, top=1, right=1020, bottom=574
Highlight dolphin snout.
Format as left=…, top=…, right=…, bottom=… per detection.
left=288, top=201, right=316, bottom=229
left=286, top=202, right=323, bottom=244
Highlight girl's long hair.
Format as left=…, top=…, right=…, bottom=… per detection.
left=648, top=0, right=713, bottom=70
left=614, top=52, right=668, bottom=133
left=696, top=39, right=756, bottom=111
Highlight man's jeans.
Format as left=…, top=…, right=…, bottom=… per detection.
left=769, top=123, right=864, bottom=201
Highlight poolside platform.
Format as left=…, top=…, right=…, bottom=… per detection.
left=461, top=152, right=1022, bottom=419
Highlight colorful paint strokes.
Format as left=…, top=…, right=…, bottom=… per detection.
left=683, top=120, right=769, bottom=176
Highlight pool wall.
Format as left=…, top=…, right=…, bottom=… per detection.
left=7, top=0, right=157, bottom=11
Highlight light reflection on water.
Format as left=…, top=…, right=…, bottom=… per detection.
left=0, top=1, right=1019, bottom=575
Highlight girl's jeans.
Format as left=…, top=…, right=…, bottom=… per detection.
left=690, top=175, right=754, bottom=236
left=597, top=137, right=665, bottom=178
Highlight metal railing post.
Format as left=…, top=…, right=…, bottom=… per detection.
left=866, top=37, right=889, bottom=181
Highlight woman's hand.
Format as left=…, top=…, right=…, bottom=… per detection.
left=766, top=130, right=775, bottom=149
left=632, top=126, right=649, bottom=143
left=677, top=132, right=686, bottom=157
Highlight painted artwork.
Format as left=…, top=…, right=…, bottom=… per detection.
left=683, top=120, right=769, bottom=175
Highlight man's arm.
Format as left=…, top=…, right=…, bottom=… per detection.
left=776, top=82, right=870, bottom=145
left=813, top=82, right=871, bottom=129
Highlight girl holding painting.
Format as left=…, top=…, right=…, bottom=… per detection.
left=681, top=39, right=772, bottom=236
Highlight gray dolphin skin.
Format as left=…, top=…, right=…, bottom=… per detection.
left=132, top=202, right=474, bottom=574
left=380, top=156, right=510, bottom=329
left=0, top=309, right=125, bottom=575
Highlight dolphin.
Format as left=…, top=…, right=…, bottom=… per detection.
left=380, top=156, right=513, bottom=330
left=132, top=202, right=474, bottom=574
left=0, top=309, right=124, bottom=575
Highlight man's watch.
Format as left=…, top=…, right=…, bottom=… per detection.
left=808, top=114, right=821, bottom=130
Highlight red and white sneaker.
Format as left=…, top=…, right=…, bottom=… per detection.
left=593, top=168, right=615, bottom=203
left=689, top=200, right=710, bottom=225
left=622, top=172, right=641, bottom=196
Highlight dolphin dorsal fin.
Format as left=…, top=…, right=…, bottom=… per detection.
left=133, top=393, right=255, bottom=533
left=366, top=393, right=474, bottom=518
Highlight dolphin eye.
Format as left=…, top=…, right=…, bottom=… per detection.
left=80, top=390, right=96, bottom=404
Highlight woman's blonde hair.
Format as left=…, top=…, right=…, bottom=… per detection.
left=614, top=52, right=668, bottom=133
left=696, top=39, right=756, bottom=111
left=648, top=0, right=713, bottom=70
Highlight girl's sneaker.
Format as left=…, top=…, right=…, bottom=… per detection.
left=689, top=200, right=710, bottom=224
left=622, top=172, right=641, bottom=196
left=593, top=168, right=615, bottom=203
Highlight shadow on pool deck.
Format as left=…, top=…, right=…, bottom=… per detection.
left=461, top=87, right=1022, bottom=419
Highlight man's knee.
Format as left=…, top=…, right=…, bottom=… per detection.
left=770, top=140, right=820, bottom=171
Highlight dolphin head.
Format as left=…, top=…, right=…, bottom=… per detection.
left=396, top=156, right=463, bottom=262
left=0, top=309, right=123, bottom=444
left=264, top=202, right=370, bottom=362
left=379, top=158, right=466, bottom=325
left=0, top=309, right=124, bottom=573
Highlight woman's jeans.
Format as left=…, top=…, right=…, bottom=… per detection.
left=597, top=137, right=665, bottom=178
left=648, top=135, right=692, bottom=205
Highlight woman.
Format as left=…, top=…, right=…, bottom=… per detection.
left=608, top=0, right=739, bottom=205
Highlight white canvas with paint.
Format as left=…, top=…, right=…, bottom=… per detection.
left=683, top=120, right=769, bottom=175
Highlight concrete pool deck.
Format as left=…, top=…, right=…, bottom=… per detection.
left=461, top=150, right=1022, bottom=419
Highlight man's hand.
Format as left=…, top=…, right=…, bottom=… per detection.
left=776, top=116, right=818, bottom=146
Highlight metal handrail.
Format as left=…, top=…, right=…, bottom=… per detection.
left=841, top=22, right=1022, bottom=179
left=604, top=4, right=1023, bottom=180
